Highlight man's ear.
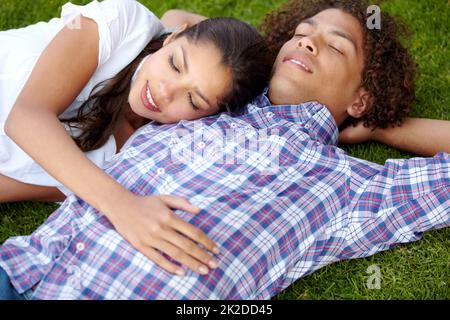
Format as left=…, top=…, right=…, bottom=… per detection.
left=163, top=23, right=188, bottom=46
left=347, top=89, right=374, bottom=119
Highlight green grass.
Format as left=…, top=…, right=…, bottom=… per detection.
left=0, top=0, right=449, bottom=300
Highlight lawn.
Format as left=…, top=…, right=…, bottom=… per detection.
left=0, top=0, right=449, bottom=299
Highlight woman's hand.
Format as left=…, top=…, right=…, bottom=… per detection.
left=107, top=193, right=219, bottom=276
left=339, top=121, right=377, bottom=145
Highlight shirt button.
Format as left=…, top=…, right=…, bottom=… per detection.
left=305, top=123, right=311, bottom=129
left=198, top=142, right=206, bottom=149
left=76, top=242, right=85, bottom=252
left=266, top=112, right=274, bottom=119
left=157, top=168, right=166, bottom=175
left=230, top=123, right=238, bottom=129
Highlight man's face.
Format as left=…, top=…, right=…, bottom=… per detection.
left=269, top=9, right=366, bottom=124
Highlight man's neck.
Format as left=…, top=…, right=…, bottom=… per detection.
left=267, top=88, right=302, bottom=107
left=267, top=88, right=346, bottom=127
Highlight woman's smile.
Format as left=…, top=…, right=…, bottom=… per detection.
left=141, top=81, right=161, bottom=113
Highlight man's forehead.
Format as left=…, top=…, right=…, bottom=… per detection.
left=294, top=9, right=364, bottom=49
left=295, top=9, right=360, bottom=31
left=296, top=17, right=316, bottom=29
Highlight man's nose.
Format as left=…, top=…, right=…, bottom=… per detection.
left=297, top=36, right=318, bottom=55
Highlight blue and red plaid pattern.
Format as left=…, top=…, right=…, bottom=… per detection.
left=1, top=93, right=449, bottom=299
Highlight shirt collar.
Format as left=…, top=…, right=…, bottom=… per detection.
left=247, top=89, right=339, bottom=146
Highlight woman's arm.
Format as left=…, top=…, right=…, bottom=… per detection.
left=160, top=9, right=207, bottom=29
left=0, top=173, right=64, bottom=203
left=5, top=16, right=111, bottom=208
left=339, top=118, right=450, bottom=156
left=5, top=16, right=218, bottom=275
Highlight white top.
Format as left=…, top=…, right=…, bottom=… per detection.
left=0, top=0, right=165, bottom=195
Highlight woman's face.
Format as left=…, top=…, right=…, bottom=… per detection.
left=128, top=36, right=232, bottom=123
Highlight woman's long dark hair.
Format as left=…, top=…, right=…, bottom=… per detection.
left=62, top=18, right=273, bottom=152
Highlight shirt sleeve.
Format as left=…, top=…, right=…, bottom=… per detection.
left=60, top=0, right=165, bottom=67
left=337, top=152, right=450, bottom=260
left=282, top=151, right=449, bottom=285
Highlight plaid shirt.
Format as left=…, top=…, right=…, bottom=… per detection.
left=1, top=92, right=449, bottom=299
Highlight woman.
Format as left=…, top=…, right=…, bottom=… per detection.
left=0, top=0, right=272, bottom=275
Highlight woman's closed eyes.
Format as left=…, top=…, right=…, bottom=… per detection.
left=169, top=54, right=180, bottom=73
left=168, top=53, right=200, bottom=111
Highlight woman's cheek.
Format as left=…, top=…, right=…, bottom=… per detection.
left=167, top=108, right=188, bottom=123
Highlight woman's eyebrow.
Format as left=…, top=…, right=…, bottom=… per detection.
left=180, top=45, right=212, bottom=109
left=180, top=45, right=189, bottom=72
left=196, top=91, right=212, bottom=109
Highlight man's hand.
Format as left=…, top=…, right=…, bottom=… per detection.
left=160, top=9, right=208, bottom=30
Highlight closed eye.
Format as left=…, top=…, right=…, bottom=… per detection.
left=169, top=54, right=180, bottom=73
left=329, top=45, right=344, bottom=55
left=188, top=93, right=199, bottom=111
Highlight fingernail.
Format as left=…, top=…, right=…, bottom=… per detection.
left=208, top=260, right=218, bottom=269
left=199, top=266, right=209, bottom=275
left=176, top=269, right=185, bottom=276
left=191, top=206, right=200, bottom=213
left=213, top=246, right=220, bottom=254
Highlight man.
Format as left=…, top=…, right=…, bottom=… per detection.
left=0, top=0, right=449, bottom=299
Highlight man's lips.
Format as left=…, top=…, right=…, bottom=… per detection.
left=283, top=54, right=313, bottom=73
left=141, top=81, right=161, bottom=113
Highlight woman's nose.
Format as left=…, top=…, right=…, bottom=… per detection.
left=158, top=80, right=178, bottom=104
